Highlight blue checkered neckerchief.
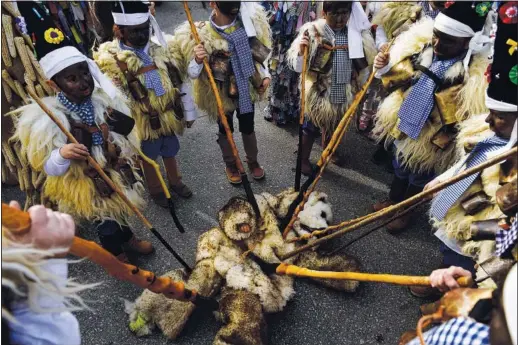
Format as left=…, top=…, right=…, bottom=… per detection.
left=398, top=56, right=462, bottom=140
left=430, top=135, right=509, bottom=220
left=323, top=24, right=351, bottom=104
left=210, top=18, right=255, bottom=114
left=119, top=42, right=166, bottom=97
left=406, top=317, right=489, bottom=345
left=496, top=215, right=518, bottom=257
left=420, top=1, right=440, bottom=19
left=58, top=92, right=103, bottom=146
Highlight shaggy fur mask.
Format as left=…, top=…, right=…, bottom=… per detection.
left=218, top=197, right=258, bottom=241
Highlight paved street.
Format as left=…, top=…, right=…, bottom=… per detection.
left=1, top=2, right=443, bottom=345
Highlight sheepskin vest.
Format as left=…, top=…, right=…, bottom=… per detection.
left=94, top=40, right=184, bottom=141
left=373, top=18, right=490, bottom=174
left=11, top=89, right=145, bottom=224
left=372, top=1, right=425, bottom=40
left=430, top=114, right=516, bottom=268
left=170, top=3, right=272, bottom=120
left=287, top=19, right=377, bottom=132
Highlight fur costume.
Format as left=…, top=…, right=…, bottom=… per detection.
left=10, top=88, right=145, bottom=224
left=430, top=114, right=516, bottom=278
left=372, top=18, right=490, bottom=174
left=93, top=40, right=184, bottom=140
left=169, top=3, right=272, bottom=120
left=126, top=189, right=360, bottom=342
left=371, top=1, right=425, bottom=40
left=286, top=19, right=377, bottom=132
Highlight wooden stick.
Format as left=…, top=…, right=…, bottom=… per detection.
left=282, top=39, right=396, bottom=238
left=294, top=31, right=309, bottom=192
left=276, top=263, right=473, bottom=287
left=182, top=1, right=260, bottom=217
left=138, top=151, right=185, bottom=233
left=280, top=147, right=518, bottom=260
left=24, top=89, right=192, bottom=272
left=1, top=204, right=217, bottom=309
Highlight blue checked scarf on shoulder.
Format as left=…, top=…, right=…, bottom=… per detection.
left=496, top=215, right=518, bottom=257
left=430, top=135, right=510, bottom=220
left=406, top=317, right=489, bottom=345
left=210, top=18, right=255, bottom=114
left=398, top=56, right=462, bottom=140
left=119, top=42, right=165, bottom=97
left=58, top=92, right=103, bottom=146
left=323, top=24, right=351, bottom=105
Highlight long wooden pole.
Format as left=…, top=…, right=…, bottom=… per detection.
left=138, top=151, right=184, bottom=233
left=182, top=1, right=260, bottom=217
left=1, top=204, right=216, bottom=309
left=275, top=263, right=473, bottom=287
left=282, top=40, right=395, bottom=238
left=24, top=89, right=192, bottom=273
left=280, top=147, right=518, bottom=260
left=294, top=31, right=309, bottom=192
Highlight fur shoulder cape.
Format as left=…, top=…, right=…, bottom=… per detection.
left=11, top=89, right=145, bottom=223
left=169, top=3, right=272, bottom=119
left=372, top=18, right=490, bottom=174
left=94, top=40, right=184, bottom=140
left=372, top=1, right=424, bottom=39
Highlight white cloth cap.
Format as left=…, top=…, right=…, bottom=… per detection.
left=486, top=92, right=518, bottom=112
left=39, top=46, right=118, bottom=99
left=112, top=7, right=167, bottom=47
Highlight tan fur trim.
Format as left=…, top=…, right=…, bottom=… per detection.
left=94, top=41, right=184, bottom=140
left=170, top=4, right=272, bottom=120
left=372, top=2, right=424, bottom=39
left=11, top=89, right=145, bottom=223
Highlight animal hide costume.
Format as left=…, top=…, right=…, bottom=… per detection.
left=169, top=2, right=272, bottom=120
left=94, top=39, right=186, bottom=140
left=372, top=17, right=490, bottom=175
left=286, top=19, right=377, bottom=132
left=10, top=88, right=145, bottom=224
left=125, top=189, right=360, bottom=343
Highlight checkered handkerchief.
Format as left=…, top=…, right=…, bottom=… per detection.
left=430, top=135, right=509, bottom=220
left=324, top=24, right=351, bottom=104
left=406, top=317, right=490, bottom=345
left=496, top=215, right=518, bottom=256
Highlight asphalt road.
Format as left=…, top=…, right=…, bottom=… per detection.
left=1, top=2, right=443, bottom=345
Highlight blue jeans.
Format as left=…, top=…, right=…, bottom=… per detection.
left=141, top=134, right=180, bottom=160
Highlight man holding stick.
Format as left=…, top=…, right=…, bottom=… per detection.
left=416, top=5, right=517, bottom=297
left=372, top=2, right=492, bottom=232
left=171, top=1, right=271, bottom=185
left=11, top=7, right=153, bottom=263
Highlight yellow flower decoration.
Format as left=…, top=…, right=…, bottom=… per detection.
left=44, top=28, right=64, bottom=45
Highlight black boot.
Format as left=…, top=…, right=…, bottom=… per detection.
left=373, top=175, right=409, bottom=212
left=300, top=132, right=315, bottom=176
left=386, top=184, right=423, bottom=234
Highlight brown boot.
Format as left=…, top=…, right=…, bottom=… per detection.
left=372, top=199, right=394, bottom=212
left=242, top=132, right=265, bottom=180
left=386, top=211, right=412, bottom=234
left=300, top=132, right=315, bottom=176
left=217, top=134, right=242, bottom=184
left=116, top=252, right=131, bottom=264
left=141, top=159, right=168, bottom=208
left=125, top=235, right=154, bottom=255
left=163, top=157, right=192, bottom=198
left=225, top=164, right=242, bottom=185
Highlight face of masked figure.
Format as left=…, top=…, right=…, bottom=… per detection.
left=52, top=61, right=94, bottom=104
left=119, top=20, right=151, bottom=49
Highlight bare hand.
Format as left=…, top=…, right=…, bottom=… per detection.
left=424, top=178, right=441, bottom=198
left=8, top=200, right=75, bottom=254
left=430, top=266, right=472, bottom=292
left=374, top=51, right=390, bottom=70
left=60, top=143, right=89, bottom=160
left=378, top=42, right=389, bottom=53
left=186, top=120, right=195, bottom=128
left=298, top=35, right=310, bottom=56
left=194, top=43, right=208, bottom=64
left=257, top=77, right=271, bottom=94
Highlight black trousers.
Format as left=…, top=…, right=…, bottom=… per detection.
left=218, top=106, right=255, bottom=135
left=96, top=220, right=133, bottom=256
